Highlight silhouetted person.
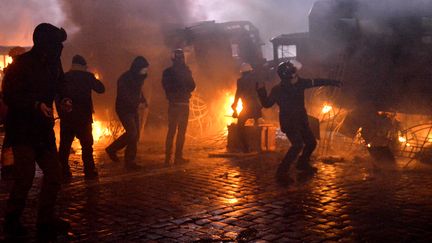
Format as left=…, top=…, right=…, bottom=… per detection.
left=1, top=46, right=26, bottom=181
left=162, top=49, right=195, bottom=164
left=2, top=23, right=70, bottom=240
left=106, top=56, right=149, bottom=170
left=257, top=61, right=342, bottom=180
left=58, top=55, right=105, bottom=180
left=231, top=63, right=262, bottom=152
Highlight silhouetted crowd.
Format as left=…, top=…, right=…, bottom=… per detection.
left=0, top=23, right=340, bottom=241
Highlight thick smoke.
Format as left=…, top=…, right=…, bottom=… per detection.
left=193, top=0, right=316, bottom=59
left=59, top=0, right=199, bottom=140
left=56, top=0, right=319, bottom=140
left=0, top=0, right=64, bottom=46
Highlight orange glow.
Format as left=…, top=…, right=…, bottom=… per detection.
left=94, top=72, right=101, bottom=80
left=92, top=119, right=111, bottom=143
left=0, top=55, right=13, bottom=71
left=224, top=92, right=244, bottom=125
left=234, top=98, right=243, bottom=115
left=321, top=104, right=333, bottom=114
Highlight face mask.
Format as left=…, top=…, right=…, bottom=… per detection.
left=140, top=68, right=148, bottom=75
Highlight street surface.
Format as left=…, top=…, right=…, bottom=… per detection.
left=1, top=141, right=432, bottom=242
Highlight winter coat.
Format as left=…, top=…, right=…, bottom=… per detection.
left=162, top=63, right=195, bottom=104
left=257, top=77, right=340, bottom=132
left=59, top=64, right=105, bottom=125
left=115, top=57, right=148, bottom=115
left=1, top=49, right=63, bottom=147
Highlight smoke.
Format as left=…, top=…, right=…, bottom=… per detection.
left=0, top=0, right=64, bottom=46
left=59, top=0, right=201, bottom=128
left=192, top=0, right=316, bottom=59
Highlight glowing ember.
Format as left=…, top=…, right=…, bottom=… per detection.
left=94, top=72, right=101, bottom=80
left=367, top=143, right=371, bottom=148
left=321, top=104, right=333, bottom=114
left=398, top=136, right=407, bottom=143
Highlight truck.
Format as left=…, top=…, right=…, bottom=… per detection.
left=270, top=0, right=432, bottom=160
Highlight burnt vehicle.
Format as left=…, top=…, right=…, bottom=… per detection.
left=270, top=0, right=432, bottom=160
left=166, top=20, right=267, bottom=94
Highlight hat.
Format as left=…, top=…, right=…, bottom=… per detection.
left=72, top=55, right=87, bottom=66
left=33, top=23, right=67, bottom=46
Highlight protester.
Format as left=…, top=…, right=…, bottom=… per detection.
left=257, top=60, right=342, bottom=181
left=2, top=23, right=70, bottom=240
left=231, top=63, right=263, bottom=152
left=58, top=54, right=105, bottom=180
left=162, top=49, right=196, bottom=165
left=106, top=56, right=149, bottom=170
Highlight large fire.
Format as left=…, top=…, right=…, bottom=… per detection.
left=92, top=119, right=111, bottom=143
left=0, top=55, right=13, bottom=71
left=224, top=92, right=243, bottom=125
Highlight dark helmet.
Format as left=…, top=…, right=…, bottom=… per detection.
left=33, top=23, right=67, bottom=46
left=277, top=61, right=297, bottom=80
left=171, top=48, right=185, bottom=61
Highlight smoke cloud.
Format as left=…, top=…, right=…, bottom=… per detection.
left=0, top=0, right=64, bottom=46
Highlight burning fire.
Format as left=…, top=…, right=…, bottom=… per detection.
left=321, top=104, right=333, bottom=114
left=398, top=136, right=407, bottom=143
left=234, top=99, right=243, bottom=115
left=92, top=119, right=111, bottom=143
left=94, top=71, right=101, bottom=80
left=0, top=55, right=13, bottom=71
left=224, top=92, right=243, bottom=125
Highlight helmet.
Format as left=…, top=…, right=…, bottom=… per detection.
left=171, top=48, right=185, bottom=61
left=277, top=61, right=297, bottom=80
left=240, top=63, right=253, bottom=73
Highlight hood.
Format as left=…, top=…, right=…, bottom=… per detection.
left=129, top=56, right=149, bottom=74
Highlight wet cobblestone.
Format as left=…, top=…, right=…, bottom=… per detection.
left=1, top=142, right=432, bottom=242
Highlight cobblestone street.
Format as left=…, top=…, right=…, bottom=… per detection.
left=1, top=142, right=432, bottom=242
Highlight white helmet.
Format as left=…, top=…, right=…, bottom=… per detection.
left=240, top=63, right=253, bottom=73
left=289, top=59, right=302, bottom=71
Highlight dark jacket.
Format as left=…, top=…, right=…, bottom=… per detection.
left=115, top=57, right=148, bottom=115
left=162, top=63, right=195, bottom=104
left=257, top=77, right=340, bottom=132
left=2, top=49, right=63, bottom=147
left=59, top=64, right=105, bottom=124
left=235, top=72, right=262, bottom=119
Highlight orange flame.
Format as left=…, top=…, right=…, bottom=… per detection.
left=94, top=71, right=101, bottom=80
left=92, top=119, right=111, bottom=143
left=0, top=55, right=13, bottom=71
left=321, top=104, right=333, bottom=114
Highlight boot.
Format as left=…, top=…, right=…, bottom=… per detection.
left=105, top=147, right=120, bottom=163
